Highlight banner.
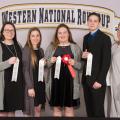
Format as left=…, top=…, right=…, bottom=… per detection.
left=0, top=3, right=120, bottom=39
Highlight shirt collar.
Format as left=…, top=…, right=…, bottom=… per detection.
left=90, top=29, right=99, bottom=36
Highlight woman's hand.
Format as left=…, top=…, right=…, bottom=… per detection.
left=68, top=59, right=75, bottom=66
left=50, top=57, right=57, bottom=63
left=8, top=57, right=17, bottom=64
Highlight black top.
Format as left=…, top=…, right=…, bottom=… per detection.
left=53, top=45, right=74, bottom=57
left=33, top=50, right=45, bottom=106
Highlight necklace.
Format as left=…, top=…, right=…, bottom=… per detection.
left=59, top=42, right=70, bottom=49
left=59, top=42, right=70, bottom=47
left=2, top=41, right=17, bottom=57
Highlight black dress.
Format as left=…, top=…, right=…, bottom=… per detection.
left=33, top=50, right=45, bottom=107
left=50, top=45, right=80, bottom=107
left=1, top=42, right=24, bottom=112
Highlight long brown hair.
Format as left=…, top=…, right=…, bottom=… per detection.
left=51, top=23, right=76, bottom=49
left=25, top=27, right=42, bottom=67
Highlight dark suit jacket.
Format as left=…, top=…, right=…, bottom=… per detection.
left=82, top=29, right=111, bottom=87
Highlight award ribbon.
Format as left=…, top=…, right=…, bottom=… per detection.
left=11, top=57, right=19, bottom=82
left=62, top=54, right=76, bottom=78
left=38, top=58, right=45, bottom=82
left=86, top=53, right=93, bottom=76
left=54, top=56, right=61, bottom=79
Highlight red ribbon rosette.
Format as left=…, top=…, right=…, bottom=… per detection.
left=62, top=54, right=76, bottom=78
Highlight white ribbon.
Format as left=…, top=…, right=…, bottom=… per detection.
left=54, top=56, right=61, bottom=79
left=38, top=58, right=45, bottom=82
left=86, top=53, right=93, bottom=76
left=11, top=57, right=19, bottom=82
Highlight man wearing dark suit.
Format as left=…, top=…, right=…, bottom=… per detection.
left=82, top=12, right=111, bottom=117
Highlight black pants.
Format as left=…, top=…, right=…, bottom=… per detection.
left=83, top=84, right=106, bottom=117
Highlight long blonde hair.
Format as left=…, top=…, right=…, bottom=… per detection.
left=25, top=27, right=42, bottom=67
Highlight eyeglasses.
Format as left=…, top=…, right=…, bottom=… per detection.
left=4, top=29, right=15, bottom=33
left=115, top=28, right=120, bottom=31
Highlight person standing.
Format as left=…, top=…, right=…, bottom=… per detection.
left=82, top=12, right=111, bottom=117
left=0, top=22, right=24, bottom=117
left=45, top=23, right=82, bottom=117
left=108, top=23, right=120, bottom=117
left=22, top=27, right=46, bottom=117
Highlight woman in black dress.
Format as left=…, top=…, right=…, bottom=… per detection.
left=0, top=22, right=24, bottom=116
left=45, top=24, right=82, bottom=117
left=22, top=27, right=45, bottom=117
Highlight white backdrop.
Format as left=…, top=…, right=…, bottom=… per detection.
left=0, top=0, right=119, bottom=49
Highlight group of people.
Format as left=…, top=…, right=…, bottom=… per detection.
left=0, top=12, right=120, bottom=117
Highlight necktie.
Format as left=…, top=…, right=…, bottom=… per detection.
left=86, top=34, right=93, bottom=44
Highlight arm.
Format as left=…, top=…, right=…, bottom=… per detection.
left=22, top=47, right=33, bottom=89
left=0, top=60, right=11, bottom=71
left=0, top=45, right=11, bottom=71
left=44, top=44, right=54, bottom=68
left=97, top=36, right=111, bottom=85
left=73, top=45, right=84, bottom=71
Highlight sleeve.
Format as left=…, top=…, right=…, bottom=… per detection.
left=97, top=36, right=111, bottom=85
left=0, top=45, right=11, bottom=71
left=0, top=60, right=11, bottom=71
left=73, top=45, right=84, bottom=71
left=44, top=44, right=54, bottom=68
left=22, top=47, right=33, bottom=89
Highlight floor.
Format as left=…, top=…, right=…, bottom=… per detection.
left=15, top=87, right=87, bottom=117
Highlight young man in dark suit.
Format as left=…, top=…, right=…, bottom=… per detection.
left=82, top=12, right=111, bottom=117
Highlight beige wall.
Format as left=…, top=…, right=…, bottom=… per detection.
left=0, top=0, right=119, bottom=49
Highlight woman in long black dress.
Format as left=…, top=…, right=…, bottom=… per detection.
left=45, top=24, right=82, bottom=117
left=22, top=27, right=45, bottom=117
left=0, top=22, right=24, bottom=116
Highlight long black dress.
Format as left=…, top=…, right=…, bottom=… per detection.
left=1, top=42, right=24, bottom=112
left=50, top=45, right=80, bottom=107
left=33, top=50, right=45, bottom=107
